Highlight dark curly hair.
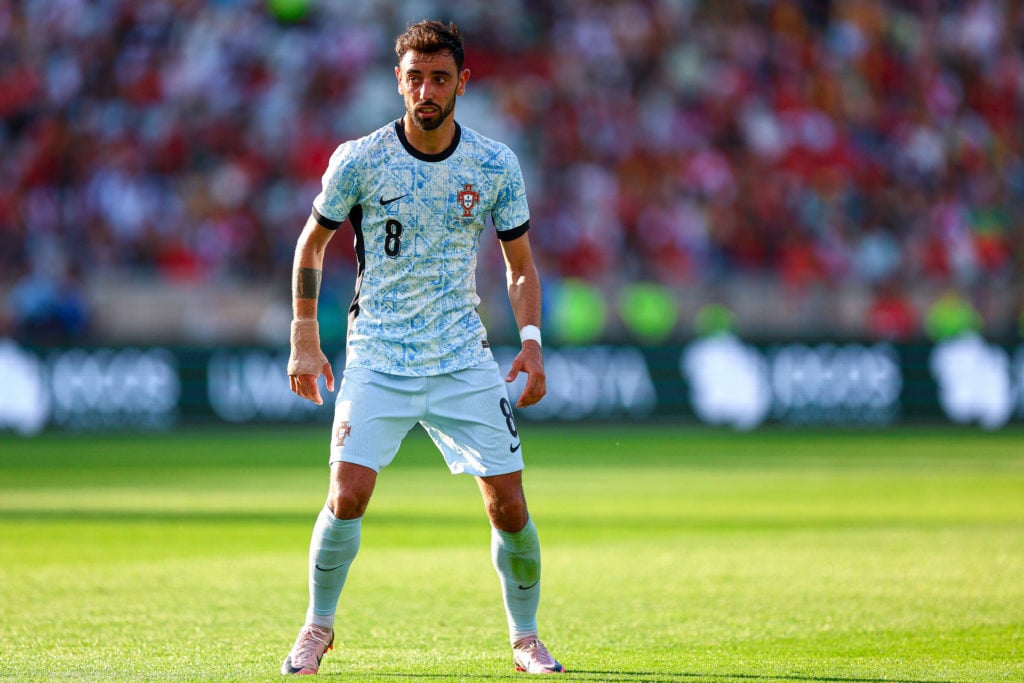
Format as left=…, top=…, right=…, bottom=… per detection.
left=394, top=20, right=465, bottom=71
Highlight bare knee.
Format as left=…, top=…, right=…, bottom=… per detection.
left=327, top=489, right=370, bottom=519
left=478, top=472, right=529, bottom=532
left=328, top=462, right=377, bottom=520
left=487, top=495, right=528, bottom=532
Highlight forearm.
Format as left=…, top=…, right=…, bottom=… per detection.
left=292, top=217, right=330, bottom=319
left=503, top=254, right=546, bottom=407
left=292, top=263, right=322, bottom=319
left=506, top=262, right=542, bottom=332
left=287, top=216, right=336, bottom=402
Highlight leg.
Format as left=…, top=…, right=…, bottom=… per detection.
left=284, top=462, right=377, bottom=674
left=423, top=365, right=563, bottom=671
left=284, top=462, right=376, bottom=675
left=478, top=471, right=540, bottom=641
left=308, top=368, right=413, bottom=625
left=479, top=471, right=564, bottom=673
left=307, top=462, right=377, bottom=627
left=476, top=469, right=528, bottom=532
left=286, top=368, right=418, bottom=675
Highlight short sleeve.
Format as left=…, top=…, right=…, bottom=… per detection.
left=312, top=142, right=361, bottom=228
left=491, top=148, right=531, bottom=236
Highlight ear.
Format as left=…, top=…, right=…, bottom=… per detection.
left=395, top=65, right=403, bottom=93
left=457, top=68, right=471, bottom=96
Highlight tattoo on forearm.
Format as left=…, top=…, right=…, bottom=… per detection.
left=294, top=267, right=322, bottom=299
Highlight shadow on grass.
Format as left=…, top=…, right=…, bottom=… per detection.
left=567, top=670, right=955, bottom=683
left=323, top=669, right=956, bottom=683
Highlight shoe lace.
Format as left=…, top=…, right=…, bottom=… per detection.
left=293, top=626, right=331, bottom=667
left=516, top=637, right=556, bottom=667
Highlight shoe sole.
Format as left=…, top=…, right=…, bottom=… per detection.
left=514, top=663, right=566, bottom=673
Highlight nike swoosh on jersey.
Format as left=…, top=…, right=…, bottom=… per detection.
left=510, top=442, right=521, bottom=453
left=379, top=194, right=408, bottom=206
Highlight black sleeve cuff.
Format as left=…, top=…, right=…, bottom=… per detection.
left=496, top=220, right=530, bottom=242
left=313, top=207, right=343, bottom=231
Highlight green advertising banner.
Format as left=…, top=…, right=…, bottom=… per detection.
left=1, top=336, right=1022, bottom=434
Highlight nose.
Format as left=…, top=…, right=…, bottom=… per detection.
left=416, top=81, right=434, bottom=100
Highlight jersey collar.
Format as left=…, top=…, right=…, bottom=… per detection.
left=394, top=119, right=461, bottom=162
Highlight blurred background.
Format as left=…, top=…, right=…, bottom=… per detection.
left=1, top=0, right=1023, bottom=433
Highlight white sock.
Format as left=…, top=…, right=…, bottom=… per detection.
left=491, top=517, right=541, bottom=644
left=305, top=505, right=361, bottom=630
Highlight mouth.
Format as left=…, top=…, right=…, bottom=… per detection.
left=417, top=104, right=440, bottom=118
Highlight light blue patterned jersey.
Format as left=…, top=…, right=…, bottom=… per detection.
left=312, top=120, right=531, bottom=376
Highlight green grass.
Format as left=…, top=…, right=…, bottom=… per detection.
left=1, top=425, right=1022, bottom=682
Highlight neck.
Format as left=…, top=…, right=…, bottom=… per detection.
left=402, top=114, right=457, bottom=155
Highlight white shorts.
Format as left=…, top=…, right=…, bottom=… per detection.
left=329, top=361, right=525, bottom=477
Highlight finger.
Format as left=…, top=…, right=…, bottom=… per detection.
left=323, top=362, right=335, bottom=393
left=304, top=379, right=322, bottom=405
left=527, top=373, right=548, bottom=406
left=307, top=375, right=324, bottom=405
left=504, top=358, right=521, bottom=383
left=507, top=353, right=529, bottom=383
left=293, top=374, right=323, bottom=405
left=517, top=389, right=537, bottom=408
left=516, top=375, right=542, bottom=408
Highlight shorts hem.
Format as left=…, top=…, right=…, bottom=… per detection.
left=448, top=452, right=524, bottom=477
left=329, top=453, right=383, bottom=472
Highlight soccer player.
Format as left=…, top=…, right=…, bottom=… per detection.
left=281, top=20, right=564, bottom=676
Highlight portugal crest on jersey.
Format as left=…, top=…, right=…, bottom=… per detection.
left=335, top=421, right=351, bottom=447
left=457, top=184, right=479, bottom=217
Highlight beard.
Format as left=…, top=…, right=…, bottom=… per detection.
left=408, top=93, right=457, bottom=131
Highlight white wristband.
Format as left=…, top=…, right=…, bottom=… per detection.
left=519, top=324, right=542, bottom=347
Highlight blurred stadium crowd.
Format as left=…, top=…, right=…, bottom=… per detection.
left=1, top=0, right=1022, bottom=345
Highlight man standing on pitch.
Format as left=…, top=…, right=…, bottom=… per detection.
left=282, top=20, right=564, bottom=676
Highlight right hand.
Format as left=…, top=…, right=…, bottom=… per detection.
left=287, top=319, right=336, bottom=405
left=289, top=361, right=335, bottom=405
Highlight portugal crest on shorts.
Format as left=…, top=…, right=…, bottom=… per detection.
left=335, top=421, right=352, bottom=447
left=457, top=184, right=479, bottom=217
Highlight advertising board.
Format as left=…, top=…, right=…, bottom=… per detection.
left=2, top=336, right=1022, bottom=434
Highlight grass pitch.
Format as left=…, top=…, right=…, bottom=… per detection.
left=1, top=425, right=1022, bottom=682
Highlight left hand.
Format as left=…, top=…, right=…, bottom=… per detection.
left=504, top=341, right=546, bottom=408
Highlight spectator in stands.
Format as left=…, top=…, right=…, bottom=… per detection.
left=865, top=279, right=918, bottom=342
left=1, top=0, right=1020, bottom=342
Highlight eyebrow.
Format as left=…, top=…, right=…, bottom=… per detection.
left=404, top=67, right=453, bottom=77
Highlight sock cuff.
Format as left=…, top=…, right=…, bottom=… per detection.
left=322, top=504, right=361, bottom=522
left=319, top=505, right=362, bottom=538
left=492, top=516, right=538, bottom=551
